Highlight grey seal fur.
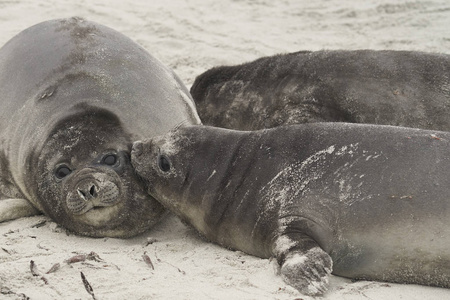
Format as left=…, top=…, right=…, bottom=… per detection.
left=132, top=124, right=450, bottom=295
left=191, top=50, right=450, bottom=130
left=0, top=17, right=200, bottom=237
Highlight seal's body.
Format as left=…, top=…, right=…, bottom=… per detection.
left=191, top=50, right=450, bottom=131
left=132, top=124, right=450, bottom=295
left=0, top=17, right=200, bottom=237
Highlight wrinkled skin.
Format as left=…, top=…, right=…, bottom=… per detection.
left=132, top=124, right=450, bottom=295
left=0, top=17, right=200, bottom=237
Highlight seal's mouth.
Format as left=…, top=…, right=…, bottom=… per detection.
left=83, top=202, right=117, bottom=213
left=77, top=203, right=123, bottom=226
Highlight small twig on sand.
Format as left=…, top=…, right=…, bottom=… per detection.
left=142, top=251, right=154, bottom=270
left=65, top=254, right=88, bottom=264
left=65, top=251, right=103, bottom=264
left=29, top=260, right=49, bottom=284
left=31, top=220, right=47, bottom=228
left=37, top=242, right=50, bottom=251
left=27, top=261, right=64, bottom=296
left=45, top=263, right=61, bottom=274
left=1, top=287, right=30, bottom=300
left=154, top=251, right=185, bottom=275
left=30, top=260, right=40, bottom=276
left=80, top=272, right=97, bottom=300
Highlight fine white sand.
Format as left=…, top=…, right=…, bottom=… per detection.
left=1, top=1, right=450, bottom=299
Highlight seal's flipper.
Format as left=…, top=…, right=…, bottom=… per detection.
left=273, top=233, right=332, bottom=296
left=0, top=198, right=41, bottom=222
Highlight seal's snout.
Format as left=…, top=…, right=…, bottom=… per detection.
left=66, top=173, right=121, bottom=215
left=132, top=141, right=143, bottom=157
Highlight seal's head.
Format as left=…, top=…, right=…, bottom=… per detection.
left=131, top=126, right=202, bottom=215
left=130, top=127, right=192, bottom=207
left=25, top=107, right=166, bottom=238
left=130, top=125, right=233, bottom=232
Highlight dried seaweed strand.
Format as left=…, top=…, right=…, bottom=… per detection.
left=142, top=251, right=155, bottom=270
left=154, top=251, right=185, bottom=274
left=30, top=260, right=40, bottom=276
left=65, top=251, right=103, bottom=264
left=31, top=220, right=47, bottom=228
left=29, top=260, right=49, bottom=284
left=80, top=272, right=97, bottom=300
left=46, top=263, right=61, bottom=274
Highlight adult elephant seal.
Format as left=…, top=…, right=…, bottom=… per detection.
left=0, top=17, right=200, bottom=237
left=191, top=50, right=450, bottom=131
left=132, top=124, right=450, bottom=295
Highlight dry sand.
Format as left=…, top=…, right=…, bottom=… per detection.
left=1, top=1, right=450, bottom=299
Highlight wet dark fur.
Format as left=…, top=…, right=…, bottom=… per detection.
left=191, top=50, right=450, bottom=131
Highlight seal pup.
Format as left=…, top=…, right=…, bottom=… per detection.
left=191, top=50, right=450, bottom=131
left=0, top=17, right=200, bottom=237
left=132, top=124, right=450, bottom=295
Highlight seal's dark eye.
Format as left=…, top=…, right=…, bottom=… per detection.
left=55, top=165, right=71, bottom=179
left=158, top=155, right=171, bottom=172
left=102, top=154, right=117, bottom=166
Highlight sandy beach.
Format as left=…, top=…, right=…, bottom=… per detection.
left=1, top=1, right=450, bottom=299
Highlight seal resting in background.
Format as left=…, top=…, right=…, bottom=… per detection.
left=191, top=50, right=450, bottom=131
left=132, top=124, right=450, bottom=295
left=0, top=17, right=200, bottom=237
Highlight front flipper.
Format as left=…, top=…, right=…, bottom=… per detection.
left=0, top=198, right=41, bottom=222
left=273, top=233, right=332, bottom=295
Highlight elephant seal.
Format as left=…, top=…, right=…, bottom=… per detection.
left=0, top=17, right=200, bottom=237
left=191, top=50, right=450, bottom=131
left=132, top=124, right=450, bottom=295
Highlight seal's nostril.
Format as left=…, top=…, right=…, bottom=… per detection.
left=78, top=189, right=86, bottom=199
left=89, top=185, right=96, bottom=197
left=77, top=185, right=97, bottom=200
left=132, top=141, right=143, bottom=157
